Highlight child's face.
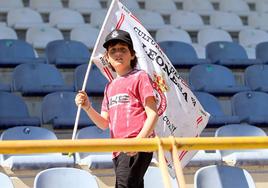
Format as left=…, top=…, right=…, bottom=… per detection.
left=106, top=42, right=135, bottom=73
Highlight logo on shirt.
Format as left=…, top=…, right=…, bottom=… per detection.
left=152, top=73, right=167, bottom=116
left=109, top=93, right=130, bottom=108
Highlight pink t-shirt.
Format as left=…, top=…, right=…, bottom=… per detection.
left=102, top=69, right=155, bottom=141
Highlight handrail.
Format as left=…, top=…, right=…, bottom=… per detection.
left=1, top=136, right=268, bottom=188
left=0, top=137, right=268, bottom=154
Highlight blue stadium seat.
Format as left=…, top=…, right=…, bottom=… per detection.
left=0, top=39, right=45, bottom=67
left=144, top=166, right=177, bottom=188
left=34, top=167, right=99, bottom=188
left=231, top=91, right=268, bottom=125
left=256, top=41, right=268, bottom=64
left=189, top=64, right=250, bottom=96
left=0, top=91, right=40, bottom=128
left=244, top=64, right=268, bottom=92
left=75, top=126, right=113, bottom=169
left=45, top=40, right=90, bottom=68
left=215, top=124, right=268, bottom=166
left=206, top=41, right=261, bottom=67
left=0, top=172, right=14, bottom=188
left=12, top=63, right=73, bottom=96
left=194, top=165, right=255, bottom=188
left=41, top=91, right=94, bottom=128
left=0, top=126, right=74, bottom=170
left=158, top=41, right=210, bottom=68
left=74, top=64, right=108, bottom=96
left=0, top=81, right=10, bottom=92
left=194, top=92, right=240, bottom=127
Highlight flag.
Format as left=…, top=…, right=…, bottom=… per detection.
left=91, top=0, right=210, bottom=176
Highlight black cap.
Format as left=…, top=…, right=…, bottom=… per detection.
left=103, top=29, right=133, bottom=49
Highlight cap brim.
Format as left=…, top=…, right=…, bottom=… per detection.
left=103, top=39, right=132, bottom=49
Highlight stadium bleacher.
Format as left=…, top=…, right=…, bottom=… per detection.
left=1, top=0, right=268, bottom=187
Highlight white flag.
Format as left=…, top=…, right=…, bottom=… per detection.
left=91, top=0, right=210, bottom=176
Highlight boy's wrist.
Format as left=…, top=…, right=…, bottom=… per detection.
left=85, top=104, right=91, bottom=112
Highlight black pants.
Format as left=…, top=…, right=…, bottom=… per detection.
left=113, top=152, right=153, bottom=188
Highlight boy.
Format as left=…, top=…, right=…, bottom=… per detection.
left=75, top=29, right=158, bottom=188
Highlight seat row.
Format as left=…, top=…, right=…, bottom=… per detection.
left=2, top=25, right=268, bottom=58
left=0, top=63, right=107, bottom=95
left=1, top=37, right=268, bottom=68
left=1, top=0, right=268, bottom=14
left=0, top=123, right=262, bottom=187
left=1, top=62, right=268, bottom=96
left=1, top=90, right=268, bottom=129
left=0, top=164, right=257, bottom=188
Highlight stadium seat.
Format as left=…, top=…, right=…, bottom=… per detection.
left=68, top=0, right=103, bottom=14
left=206, top=41, right=261, bottom=67
left=155, top=27, right=192, bottom=43
left=0, top=172, right=14, bottom=188
left=194, top=92, right=240, bottom=127
left=45, top=40, right=90, bottom=67
left=107, top=0, right=141, bottom=12
left=33, top=167, right=99, bottom=188
left=0, top=25, right=17, bottom=39
left=144, top=166, right=177, bottom=188
left=209, top=11, right=246, bottom=32
left=0, top=126, right=74, bottom=170
left=219, top=0, right=251, bottom=16
left=194, top=165, right=256, bottom=188
left=188, top=150, right=222, bottom=167
left=0, top=0, right=23, bottom=14
left=90, top=9, right=107, bottom=28
left=70, top=25, right=99, bottom=50
left=134, top=10, right=166, bottom=31
left=41, top=91, right=94, bottom=128
left=158, top=41, right=210, bottom=68
left=0, top=39, right=45, bottom=67
left=215, top=124, right=268, bottom=166
left=183, top=0, right=215, bottom=16
left=74, top=64, right=108, bottom=95
left=248, top=12, right=268, bottom=31
left=192, top=44, right=206, bottom=58
left=26, top=26, right=64, bottom=50
left=255, top=0, right=268, bottom=13
left=0, top=91, right=40, bottom=128
left=189, top=64, right=250, bottom=95
left=75, top=126, right=113, bottom=169
left=29, top=0, right=63, bottom=14
left=170, top=11, right=208, bottom=33
left=0, top=81, right=10, bottom=92
left=197, top=28, right=232, bottom=47
left=144, top=0, right=177, bottom=15
left=12, top=63, right=73, bottom=96
left=49, top=9, right=85, bottom=30
left=231, top=91, right=268, bottom=125
left=239, top=28, right=268, bottom=48
left=256, top=41, right=268, bottom=64
left=7, top=8, right=46, bottom=30
left=0, top=22, right=6, bottom=26
left=244, top=64, right=268, bottom=92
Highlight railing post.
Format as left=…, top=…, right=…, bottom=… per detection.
left=170, top=136, right=186, bottom=188
left=157, top=137, right=172, bottom=188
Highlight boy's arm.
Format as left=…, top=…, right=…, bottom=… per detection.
left=137, top=96, right=159, bottom=138
left=85, top=107, right=109, bottom=130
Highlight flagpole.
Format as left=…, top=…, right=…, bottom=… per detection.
left=71, top=0, right=118, bottom=141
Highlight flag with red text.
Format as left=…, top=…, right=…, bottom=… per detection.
left=91, top=0, right=210, bottom=176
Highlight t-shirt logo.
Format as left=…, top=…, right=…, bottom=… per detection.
left=109, top=93, right=130, bottom=108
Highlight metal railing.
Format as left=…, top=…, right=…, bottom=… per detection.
left=1, top=136, right=268, bottom=188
